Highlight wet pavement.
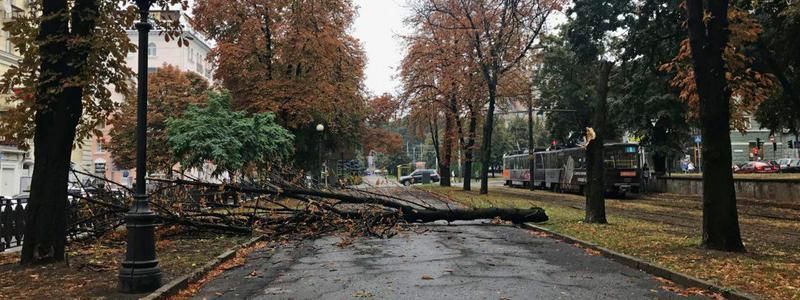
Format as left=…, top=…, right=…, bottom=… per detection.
left=193, top=223, right=702, bottom=300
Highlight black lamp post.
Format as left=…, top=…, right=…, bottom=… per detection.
left=316, top=124, right=326, bottom=187
left=119, top=0, right=161, bottom=293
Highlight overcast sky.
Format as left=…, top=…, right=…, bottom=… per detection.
left=352, top=0, right=410, bottom=97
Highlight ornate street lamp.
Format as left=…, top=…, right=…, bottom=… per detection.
left=119, top=0, right=161, bottom=293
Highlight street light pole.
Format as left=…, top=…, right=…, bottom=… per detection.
left=119, top=0, right=161, bottom=293
left=316, top=124, right=326, bottom=187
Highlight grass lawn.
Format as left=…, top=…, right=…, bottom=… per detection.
left=0, top=230, right=250, bottom=299
left=423, top=186, right=800, bottom=300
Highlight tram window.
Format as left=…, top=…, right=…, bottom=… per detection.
left=605, top=147, right=638, bottom=169
left=535, top=155, right=543, bottom=168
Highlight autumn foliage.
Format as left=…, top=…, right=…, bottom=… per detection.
left=660, top=6, right=777, bottom=132
left=362, top=94, right=403, bottom=155
left=107, top=64, right=209, bottom=174
left=192, top=0, right=367, bottom=136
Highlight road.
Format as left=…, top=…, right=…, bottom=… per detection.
left=193, top=223, right=702, bottom=300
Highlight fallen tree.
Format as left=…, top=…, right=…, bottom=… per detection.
left=62, top=168, right=548, bottom=242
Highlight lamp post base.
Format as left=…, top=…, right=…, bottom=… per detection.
left=118, top=265, right=162, bottom=293
left=119, top=204, right=161, bottom=293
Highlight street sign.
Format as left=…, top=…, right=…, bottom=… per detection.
left=694, top=135, right=701, bottom=144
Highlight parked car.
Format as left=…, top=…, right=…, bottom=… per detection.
left=399, top=169, right=440, bottom=186
left=736, top=161, right=779, bottom=173
left=776, top=158, right=796, bottom=170
left=783, top=160, right=800, bottom=173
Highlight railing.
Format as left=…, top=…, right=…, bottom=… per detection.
left=0, top=196, right=114, bottom=252
left=0, top=198, right=24, bottom=251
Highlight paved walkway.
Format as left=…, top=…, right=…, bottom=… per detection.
left=193, top=223, right=703, bottom=299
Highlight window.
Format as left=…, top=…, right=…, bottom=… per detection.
left=147, top=42, right=156, bottom=57
left=188, top=47, right=194, bottom=62
left=96, top=143, right=104, bottom=153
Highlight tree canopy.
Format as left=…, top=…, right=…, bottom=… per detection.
left=167, top=91, right=294, bottom=176
left=107, top=64, right=209, bottom=174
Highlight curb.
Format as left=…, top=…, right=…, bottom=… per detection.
left=521, top=223, right=757, bottom=300
left=141, top=235, right=266, bottom=300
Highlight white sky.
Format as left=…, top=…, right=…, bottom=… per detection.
left=352, top=0, right=410, bottom=97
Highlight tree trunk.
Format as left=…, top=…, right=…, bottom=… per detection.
left=528, top=96, right=535, bottom=191
left=462, top=105, right=478, bottom=191
left=21, top=0, right=93, bottom=264
left=685, top=0, right=745, bottom=252
left=479, top=80, right=498, bottom=194
left=584, top=61, right=611, bottom=224
left=440, top=95, right=458, bottom=187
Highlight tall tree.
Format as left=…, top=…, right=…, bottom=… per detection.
left=414, top=0, right=560, bottom=194
left=563, top=0, right=632, bottom=223
left=747, top=1, right=800, bottom=137
left=614, top=0, right=691, bottom=175
left=193, top=0, right=367, bottom=171
left=107, top=65, right=209, bottom=174
left=0, top=0, right=187, bottom=264
left=401, top=7, right=486, bottom=187
left=684, top=0, right=745, bottom=251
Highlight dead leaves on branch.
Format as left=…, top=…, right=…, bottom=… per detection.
left=660, top=7, right=777, bottom=131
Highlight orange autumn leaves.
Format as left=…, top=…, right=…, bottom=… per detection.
left=660, top=7, right=777, bottom=132
left=192, top=0, right=366, bottom=135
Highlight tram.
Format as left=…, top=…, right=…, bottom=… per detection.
left=502, top=143, right=642, bottom=196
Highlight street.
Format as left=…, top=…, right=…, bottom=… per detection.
left=193, top=223, right=701, bottom=299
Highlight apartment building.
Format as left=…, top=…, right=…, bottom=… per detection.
left=0, top=0, right=33, bottom=197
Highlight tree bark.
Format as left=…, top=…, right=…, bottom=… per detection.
left=461, top=104, right=478, bottom=191
left=685, top=0, right=745, bottom=252
left=528, top=96, right=535, bottom=191
left=440, top=94, right=458, bottom=187
left=22, top=0, right=97, bottom=264
left=479, top=80, right=498, bottom=194
left=283, top=187, right=548, bottom=224
left=584, top=61, right=611, bottom=224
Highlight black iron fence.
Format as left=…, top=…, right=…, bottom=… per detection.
left=0, top=197, right=25, bottom=251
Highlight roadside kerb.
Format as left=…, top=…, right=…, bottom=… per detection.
left=141, top=234, right=266, bottom=300
left=521, top=223, right=757, bottom=300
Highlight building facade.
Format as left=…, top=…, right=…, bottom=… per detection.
left=72, top=10, right=215, bottom=187
left=0, top=0, right=33, bottom=197
left=729, top=117, right=798, bottom=163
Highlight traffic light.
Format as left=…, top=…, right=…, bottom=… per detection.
left=790, top=140, right=795, bottom=149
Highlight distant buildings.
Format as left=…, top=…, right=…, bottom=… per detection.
left=71, top=10, right=215, bottom=187
left=728, top=117, right=797, bottom=163
left=0, top=0, right=32, bottom=197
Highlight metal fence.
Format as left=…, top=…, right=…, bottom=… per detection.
left=0, top=198, right=25, bottom=251
left=0, top=196, right=114, bottom=252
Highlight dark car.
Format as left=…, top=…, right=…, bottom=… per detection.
left=736, top=161, right=779, bottom=173
left=399, top=169, right=440, bottom=186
